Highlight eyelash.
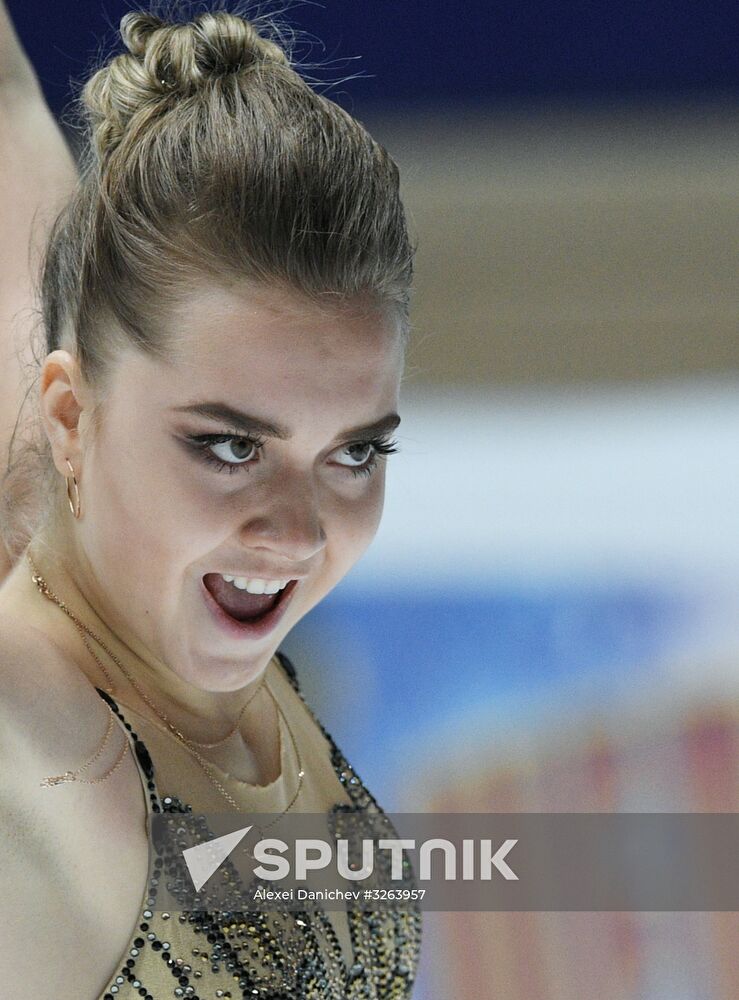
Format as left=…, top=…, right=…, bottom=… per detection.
left=184, top=432, right=399, bottom=477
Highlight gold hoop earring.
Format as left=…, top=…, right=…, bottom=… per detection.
left=65, top=458, right=81, bottom=519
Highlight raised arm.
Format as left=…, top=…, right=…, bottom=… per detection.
left=0, top=1, right=78, bottom=578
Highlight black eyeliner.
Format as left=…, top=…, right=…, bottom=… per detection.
left=175, top=429, right=399, bottom=477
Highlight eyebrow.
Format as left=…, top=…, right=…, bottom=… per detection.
left=171, top=402, right=401, bottom=441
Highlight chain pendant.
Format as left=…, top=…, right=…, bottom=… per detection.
left=40, top=770, right=75, bottom=787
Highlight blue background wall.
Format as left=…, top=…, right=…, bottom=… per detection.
left=8, top=0, right=739, bottom=119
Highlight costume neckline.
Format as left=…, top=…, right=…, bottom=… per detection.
left=105, top=672, right=291, bottom=793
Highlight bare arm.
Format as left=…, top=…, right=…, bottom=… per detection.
left=0, top=1, right=78, bottom=578
left=0, top=0, right=35, bottom=85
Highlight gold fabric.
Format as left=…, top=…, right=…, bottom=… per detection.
left=94, top=660, right=422, bottom=999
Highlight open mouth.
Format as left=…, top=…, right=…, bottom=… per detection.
left=203, top=573, right=295, bottom=620
left=201, top=573, right=298, bottom=636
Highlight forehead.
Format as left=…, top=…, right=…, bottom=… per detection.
left=109, top=283, right=405, bottom=428
left=164, top=283, right=403, bottom=396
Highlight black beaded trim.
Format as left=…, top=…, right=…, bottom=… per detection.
left=274, top=651, right=423, bottom=995
left=95, top=687, right=162, bottom=815
left=95, top=688, right=161, bottom=999
left=94, top=653, right=422, bottom=1000
left=274, top=649, right=300, bottom=693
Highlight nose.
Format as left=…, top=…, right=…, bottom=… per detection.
left=236, top=476, right=327, bottom=564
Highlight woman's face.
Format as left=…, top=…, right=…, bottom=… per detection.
left=59, top=283, right=404, bottom=690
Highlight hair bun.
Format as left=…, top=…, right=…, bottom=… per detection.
left=119, top=12, right=166, bottom=58
left=121, top=10, right=289, bottom=90
left=83, top=10, right=290, bottom=159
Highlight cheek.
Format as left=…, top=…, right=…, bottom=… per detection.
left=83, top=424, right=209, bottom=573
left=329, top=472, right=386, bottom=561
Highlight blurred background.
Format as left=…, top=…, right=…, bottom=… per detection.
left=9, top=1, right=739, bottom=997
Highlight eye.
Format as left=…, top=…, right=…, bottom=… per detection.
left=334, top=442, right=375, bottom=467
left=208, top=437, right=259, bottom=465
left=331, top=438, right=398, bottom=477
left=183, top=432, right=265, bottom=473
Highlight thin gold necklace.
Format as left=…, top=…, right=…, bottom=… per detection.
left=39, top=705, right=131, bottom=787
left=26, top=553, right=264, bottom=749
left=27, top=552, right=305, bottom=817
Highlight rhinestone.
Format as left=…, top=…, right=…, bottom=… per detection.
left=95, top=702, right=423, bottom=998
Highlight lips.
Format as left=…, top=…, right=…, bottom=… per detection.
left=203, top=573, right=283, bottom=622
left=200, top=574, right=298, bottom=640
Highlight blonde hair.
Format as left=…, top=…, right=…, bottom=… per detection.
left=3, top=5, right=413, bottom=554
left=44, top=7, right=413, bottom=377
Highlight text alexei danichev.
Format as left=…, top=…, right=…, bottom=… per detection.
left=253, top=887, right=364, bottom=902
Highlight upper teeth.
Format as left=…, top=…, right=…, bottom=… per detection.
left=220, top=575, right=290, bottom=595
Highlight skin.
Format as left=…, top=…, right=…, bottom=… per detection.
left=25, top=282, right=405, bottom=734
left=0, top=1, right=78, bottom=577
left=0, top=281, right=404, bottom=994
left=0, top=4, right=406, bottom=992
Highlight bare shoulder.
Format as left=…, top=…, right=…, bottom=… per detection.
left=0, top=610, right=101, bottom=758
left=0, top=610, right=147, bottom=996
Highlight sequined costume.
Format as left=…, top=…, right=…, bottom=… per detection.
left=95, top=652, right=422, bottom=1000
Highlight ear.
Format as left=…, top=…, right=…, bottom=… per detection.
left=39, top=350, right=90, bottom=476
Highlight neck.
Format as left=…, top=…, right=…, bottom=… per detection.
left=24, top=518, right=269, bottom=738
